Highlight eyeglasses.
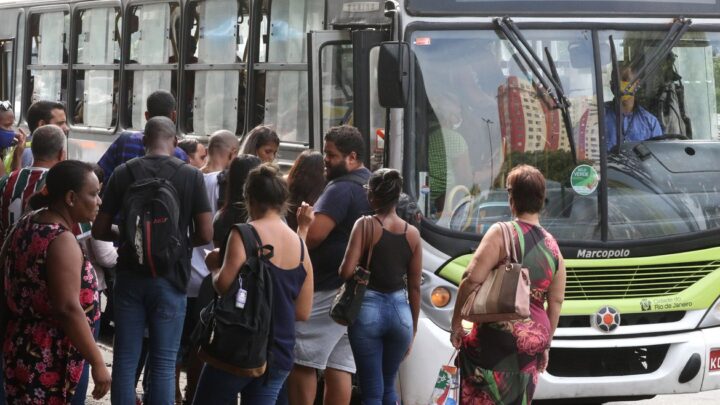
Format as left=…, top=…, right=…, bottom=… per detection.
left=0, top=101, right=12, bottom=112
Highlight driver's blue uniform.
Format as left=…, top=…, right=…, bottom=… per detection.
left=604, top=103, right=662, bottom=150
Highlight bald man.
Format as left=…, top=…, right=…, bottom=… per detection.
left=92, top=116, right=213, bottom=405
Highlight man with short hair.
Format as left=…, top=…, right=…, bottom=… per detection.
left=97, top=90, right=188, bottom=182
left=6, top=100, right=69, bottom=171
left=92, top=116, right=212, bottom=405
left=0, top=125, right=66, bottom=244
left=289, top=125, right=372, bottom=405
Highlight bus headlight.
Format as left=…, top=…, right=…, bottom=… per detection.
left=699, top=296, right=720, bottom=328
left=431, top=287, right=451, bottom=308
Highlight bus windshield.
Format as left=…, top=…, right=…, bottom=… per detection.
left=412, top=28, right=720, bottom=242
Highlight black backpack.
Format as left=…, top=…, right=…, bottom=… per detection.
left=193, top=224, right=274, bottom=377
left=120, top=158, right=185, bottom=277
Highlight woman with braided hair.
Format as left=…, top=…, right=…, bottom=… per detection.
left=338, top=168, right=422, bottom=405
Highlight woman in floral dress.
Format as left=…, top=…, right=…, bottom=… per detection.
left=2, top=160, right=111, bottom=404
left=451, top=165, right=567, bottom=404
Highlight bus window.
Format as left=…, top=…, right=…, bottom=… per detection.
left=27, top=10, right=69, bottom=107
left=0, top=40, right=12, bottom=102
left=184, top=0, right=247, bottom=136
left=412, top=29, right=600, bottom=240
left=253, top=0, right=324, bottom=143
left=319, top=43, right=353, bottom=135
left=369, top=45, right=385, bottom=170
left=126, top=2, right=179, bottom=129
left=73, top=7, right=120, bottom=128
left=601, top=30, right=720, bottom=240
left=14, top=11, right=23, bottom=121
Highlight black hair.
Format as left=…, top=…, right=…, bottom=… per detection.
left=244, top=163, right=289, bottom=217
left=220, top=154, right=262, bottom=213
left=144, top=116, right=176, bottom=146
left=324, top=125, right=365, bottom=162
left=27, top=100, right=65, bottom=133
left=178, top=139, right=200, bottom=155
left=89, top=162, right=104, bottom=185
left=368, top=168, right=403, bottom=213
left=241, top=125, right=280, bottom=156
left=28, top=160, right=94, bottom=210
left=30, top=125, right=65, bottom=161
left=146, top=90, right=176, bottom=118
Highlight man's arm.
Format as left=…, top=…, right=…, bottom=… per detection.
left=191, top=212, right=213, bottom=247
left=305, top=213, right=336, bottom=250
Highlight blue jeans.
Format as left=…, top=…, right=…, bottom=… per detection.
left=348, top=289, right=413, bottom=405
left=191, top=364, right=289, bottom=404
left=111, top=271, right=186, bottom=405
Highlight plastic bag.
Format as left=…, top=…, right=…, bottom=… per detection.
left=428, top=350, right=460, bottom=405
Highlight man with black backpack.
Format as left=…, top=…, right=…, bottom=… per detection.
left=289, top=125, right=371, bottom=405
left=92, top=116, right=213, bottom=405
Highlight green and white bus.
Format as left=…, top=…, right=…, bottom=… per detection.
left=1, top=0, right=720, bottom=402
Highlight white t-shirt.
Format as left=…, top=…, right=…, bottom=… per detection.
left=188, top=171, right=221, bottom=297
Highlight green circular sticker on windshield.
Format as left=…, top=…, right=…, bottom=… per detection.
left=570, top=164, right=599, bottom=196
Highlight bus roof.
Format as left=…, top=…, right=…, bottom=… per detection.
left=406, top=0, right=720, bottom=18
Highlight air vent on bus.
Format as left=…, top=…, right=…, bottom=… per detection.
left=547, top=345, right=669, bottom=377
left=564, top=261, right=718, bottom=300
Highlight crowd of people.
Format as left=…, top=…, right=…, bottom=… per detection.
left=0, top=89, right=565, bottom=405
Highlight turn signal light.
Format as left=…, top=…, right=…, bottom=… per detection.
left=431, top=287, right=451, bottom=308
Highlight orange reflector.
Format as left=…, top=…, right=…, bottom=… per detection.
left=431, top=287, right=451, bottom=308
left=414, top=37, right=432, bottom=46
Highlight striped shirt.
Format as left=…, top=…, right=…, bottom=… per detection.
left=97, top=131, right=188, bottom=184
left=0, top=167, right=92, bottom=245
left=0, top=167, right=48, bottom=243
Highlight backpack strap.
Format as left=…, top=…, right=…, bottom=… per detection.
left=156, top=158, right=185, bottom=182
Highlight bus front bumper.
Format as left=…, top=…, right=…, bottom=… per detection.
left=398, top=318, right=720, bottom=404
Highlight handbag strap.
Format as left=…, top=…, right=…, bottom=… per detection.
left=500, top=221, right=519, bottom=264
left=361, top=216, right=375, bottom=270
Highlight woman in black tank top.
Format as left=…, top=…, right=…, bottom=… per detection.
left=339, top=169, right=422, bottom=405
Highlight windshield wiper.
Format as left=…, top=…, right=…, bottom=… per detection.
left=622, top=18, right=692, bottom=97
left=495, top=17, right=577, bottom=164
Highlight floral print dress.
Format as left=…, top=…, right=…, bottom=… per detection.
left=460, top=221, right=560, bottom=405
left=2, top=216, right=100, bottom=405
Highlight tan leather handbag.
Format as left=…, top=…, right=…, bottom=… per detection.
left=460, top=221, right=531, bottom=323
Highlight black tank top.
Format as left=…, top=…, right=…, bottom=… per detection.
left=367, top=217, right=413, bottom=293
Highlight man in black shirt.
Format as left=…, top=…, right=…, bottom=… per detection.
left=92, top=116, right=212, bottom=404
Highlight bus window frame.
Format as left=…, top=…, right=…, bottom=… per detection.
left=403, top=20, right=720, bottom=250
left=24, top=4, right=71, bottom=120
left=69, top=0, right=122, bottom=134
left=13, top=9, right=24, bottom=124
left=179, top=0, right=247, bottom=137
left=121, top=0, right=180, bottom=131
left=0, top=38, right=17, bottom=113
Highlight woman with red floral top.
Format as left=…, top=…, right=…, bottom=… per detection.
left=2, top=160, right=110, bottom=404
left=450, top=164, right=567, bottom=404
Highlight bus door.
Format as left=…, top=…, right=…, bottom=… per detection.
left=308, top=29, right=388, bottom=169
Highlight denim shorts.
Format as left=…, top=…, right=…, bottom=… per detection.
left=293, top=289, right=356, bottom=373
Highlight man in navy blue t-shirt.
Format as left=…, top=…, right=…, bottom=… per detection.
left=289, top=125, right=371, bottom=405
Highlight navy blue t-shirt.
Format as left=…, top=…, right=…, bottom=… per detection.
left=311, top=168, right=372, bottom=291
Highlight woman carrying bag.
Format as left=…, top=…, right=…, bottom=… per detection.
left=194, top=164, right=314, bottom=404
left=338, top=168, right=422, bottom=405
left=450, top=164, right=566, bottom=404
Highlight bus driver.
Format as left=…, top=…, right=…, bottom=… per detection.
left=605, top=62, right=662, bottom=150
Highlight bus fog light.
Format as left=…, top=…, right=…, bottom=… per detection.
left=461, top=320, right=474, bottom=331
left=431, top=287, right=451, bottom=308
left=699, top=296, right=720, bottom=328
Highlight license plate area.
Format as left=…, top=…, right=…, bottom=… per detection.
left=710, top=349, right=720, bottom=372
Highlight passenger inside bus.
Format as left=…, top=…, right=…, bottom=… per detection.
left=604, top=62, right=662, bottom=150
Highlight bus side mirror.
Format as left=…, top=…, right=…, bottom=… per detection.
left=378, top=41, right=411, bottom=108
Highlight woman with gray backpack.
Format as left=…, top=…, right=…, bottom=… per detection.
left=192, top=163, right=314, bottom=404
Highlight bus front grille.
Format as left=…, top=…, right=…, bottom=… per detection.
left=564, top=260, right=718, bottom=300
left=547, top=345, right=669, bottom=377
